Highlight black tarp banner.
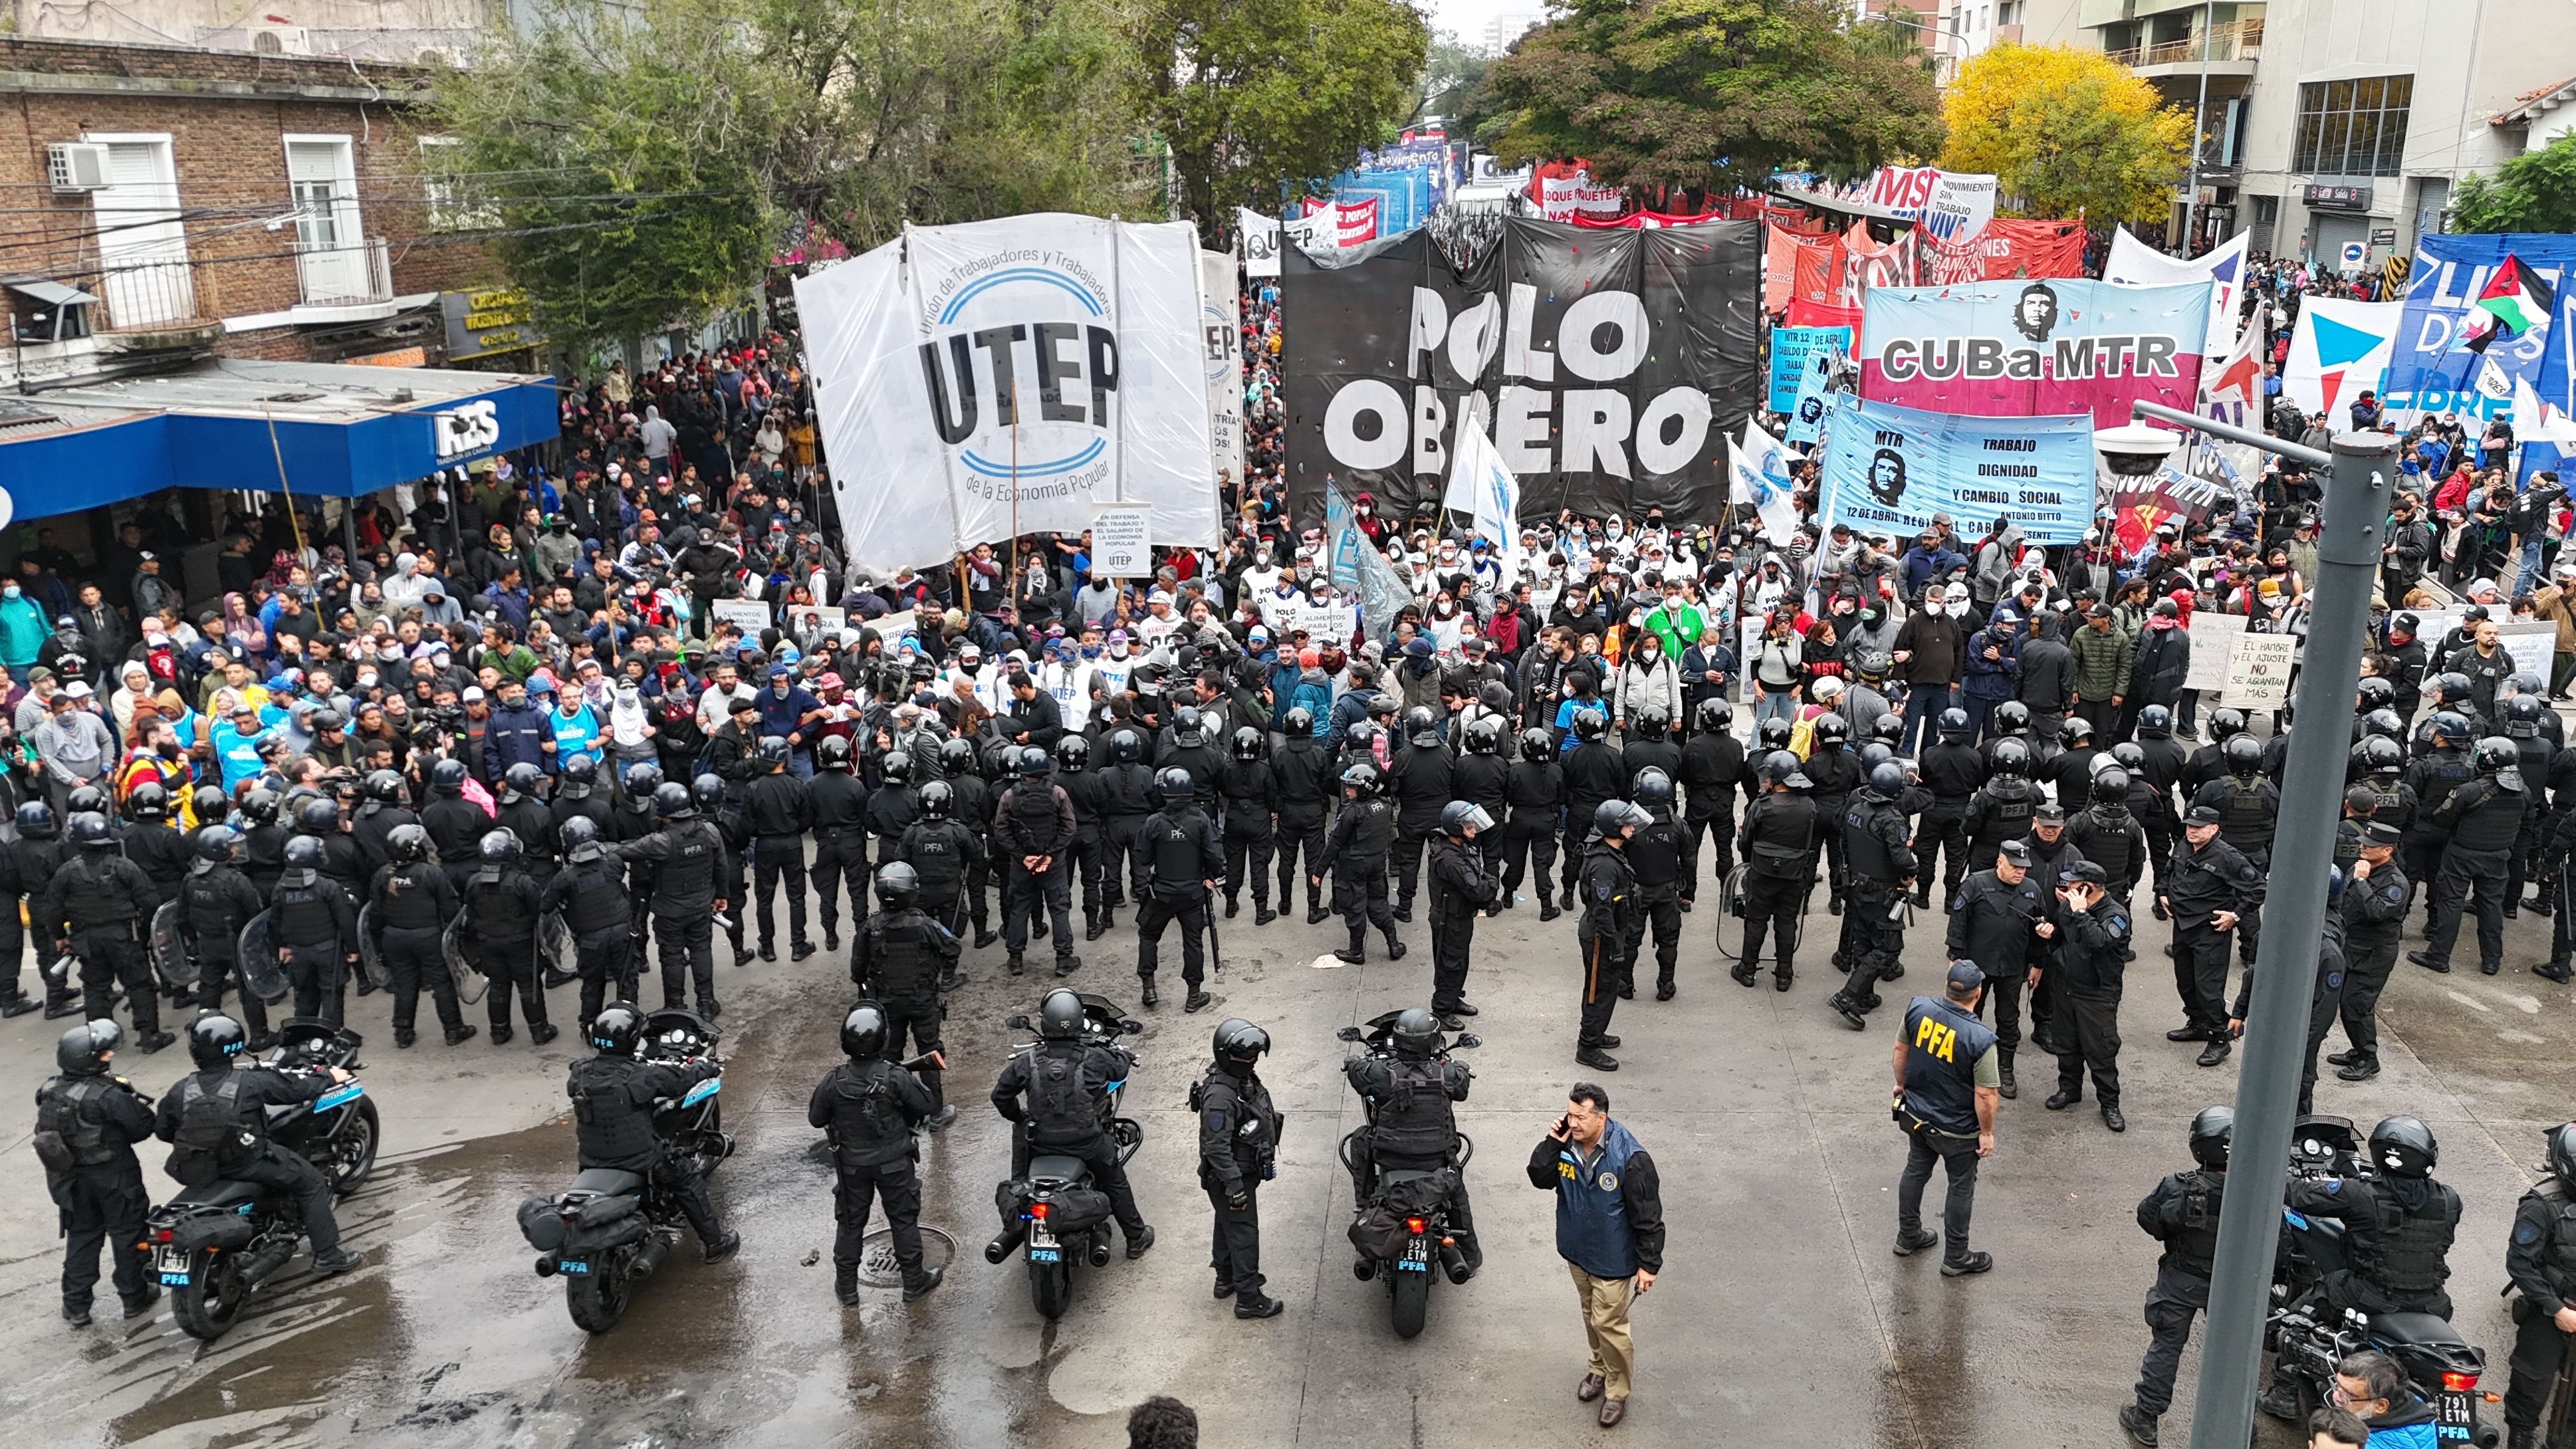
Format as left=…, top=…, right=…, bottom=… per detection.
left=1282, top=217, right=1761, bottom=527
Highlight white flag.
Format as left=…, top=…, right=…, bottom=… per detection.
left=1451, top=415, right=1525, bottom=580
left=2514, top=374, right=2576, bottom=445
left=1731, top=417, right=1804, bottom=546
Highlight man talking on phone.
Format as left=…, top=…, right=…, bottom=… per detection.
left=1529, top=1083, right=1665, bottom=1428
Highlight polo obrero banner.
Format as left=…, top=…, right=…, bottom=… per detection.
left=795, top=214, right=1221, bottom=574
left=1858, top=278, right=2212, bottom=428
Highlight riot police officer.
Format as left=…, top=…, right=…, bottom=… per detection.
left=367, top=822, right=472, bottom=1048
left=1138, top=766, right=1225, bottom=1013
left=2192, top=734, right=2280, bottom=968
left=1502, top=728, right=1568, bottom=923
left=1575, top=800, right=1647, bottom=1071
left=2326, top=822, right=2410, bottom=1083
left=1268, top=710, right=1332, bottom=925
left=156, top=1013, right=360, bottom=1277
left=2161, top=805, right=2264, bottom=1062
left=1946, top=838, right=2050, bottom=1098
left=1389, top=708, right=1455, bottom=921
left=120, top=781, right=189, bottom=911
left=271, top=836, right=360, bottom=1026
left=945, top=738, right=1000, bottom=948
left=492, top=764, right=557, bottom=887
left=989, top=988, right=1153, bottom=1261
left=461, top=830, right=555, bottom=1045
left=1560, top=709, right=1624, bottom=908
left=808, top=736, right=870, bottom=950
left=2502, top=1122, right=2576, bottom=1449
left=238, top=787, right=289, bottom=899
left=853, top=863, right=959, bottom=1125
left=1917, top=709, right=1986, bottom=907
left=810, top=1003, right=942, bottom=1304
left=897, top=781, right=981, bottom=985
left=612, top=782, right=729, bottom=1016
left=542, top=818, right=636, bottom=1032
left=2044, top=860, right=2133, bottom=1133
left=1806, top=715, right=1864, bottom=913
left=1892, top=961, right=1999, bottom=1278
left=568, top=1004, right=737, bottom=1262
left=33, top=1019, right=157, bottom=1325
left=1315, top=763, right=1405, bottom=966
left=1678, top=699, right=1744, bottom=908
left=39, top=813, right=172, bottom=1052
left=2413, top=737, right=2530, bottom=976
left=1625, top=771, right=1687, bottom=1001
left=1344, top=1006, right=1478, bottom=1276
left=1426, top=802, right=1498, bottom=1026
left=2226, top=866, right=2351, bottom=1115
left=1964, top=737, right=2040, bottom=872
left=1830, top=762, right=1920, bottom=1031
left=350, top=768, right=419, bottom=878
left=1734, top=752, right=1822, bottom=990
left=2403, top=713, right=2477, bottom=925
left=2119, top=1106, right=2234, bottom=1447
left=995, top=748, right=1082, bottom=978
left=1054, top=734, right=1114, bottom=941
left=1197, top=1016, right=1281, bottom=1318
left=744, top=736, right=816, bottom=962
left=2069, top=767, right=2151, bottom=903
left=6, top=802, right=72, bottom=1017
left=178, top=826, right=271, bottom=1048
left=1219, top=727, right=1278, bottom=925
left=548, top=754, right=617, bottom=862
left=1100, top=730, right=1159, bottom=914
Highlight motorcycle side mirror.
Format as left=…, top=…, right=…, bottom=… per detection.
left=1118, top=1020, right=1145, bottom=1035
left=1004, top=1014, right=1032, bottom=1031
left=1451, top=1033, right=1480, bottom=1049
left=1336, top=1026, right=1364, bottom=1042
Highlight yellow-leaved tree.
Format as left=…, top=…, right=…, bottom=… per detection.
left=1938, top=43, right=2193, bottom=223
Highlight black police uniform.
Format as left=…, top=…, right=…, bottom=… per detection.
left=368, top=859, right=467, bottom=1038
left=2047, top=890, right=2133, bottom=1114
left=463, top=859, right=549, bottom=1036
left=2067, top=803, right=2149, bottom=901
left=1625, top=802, right=1687, bottom=997
left=1895, top=992, right=1996, bottom=1267
left=494, top=797, right=558, bottom=886
left=2130, top=1162, right=2226, bottom=1418
left=1101, top=758, right=1159, bottom=905
left=2403, top=744, right=2475, bottom=921
left=853, top=908, right=957, bottom=1112
left=1828, top=787, right=1918, bottom=1022
left=1735, top=788, right=1822, bottom=987
left=1679, top=728, right=1744, bottom=901
left=995, top=780, right=1080, bottom=970
left=241, top=817, right=289, bottom=899
left=1138, top=802, right=1225, bottom=997
left=2507, top=730, right=2555, bottom=911
left=122, top=820, right=189, bottom=909
left=1917, top=736, right=1986, bottom=904
left=993, top=1038, right=1148, bottom=1238
left=271, top=871, right=360, bottom=1026
left=808, top=766, right=870, bottom=947
left=1268, top=738, right=1331, bottom=922
left=352, top=801, right=421, bottom=879
left=156, top=1063, right=343, bottom=1256
left=1316, top=792, right=1402, bottom=958
left=745, top=766, right=815, bottom=956
left=34, top=1065, right=156, bottom=1318
left=1500, top=754, right=1566, bottom=919
left=1058, top=757, right=1114, bottom=935
left=1426, top=832, right=1498, bottom=1014
left=1963, top=770, right=2040, bottom=872
left=1560, top=736, right=1625, bottom=903
left=896, top=813, right=983, bottom=950
left=1195, top=1056, right=1280, bottom=1309
left=2333, top=853, right=2411, bottom=1075
left=421, top=794, right=489, bottom=891
left=541, top=853, right=637, bottom=1026
left=2503, top=1175, right=2576, bottom=1436
left=2192, top=769, right=2280, bottom=966
left=2163, top=833, right=2264, bottom=1040
left=2282, top=1172, right=2464, bottom=1319
left=2421, top=770, right=2529, bottom=974
left=1389, top=740, right=1454, bottom=918
left=1574, top=830, right=1636, bottom=1053
left=946, top=767, right=996, bottom=944
left=1948, top=861, right=2049, bottom=1073
left=40, top=849, right=165, bottom=1038
left=1345, top=1050, right=1477, bottom=1264
left=1805, top=742, right=1865, bottom=909
left=179, top=859, right=268, bottom=1032
left=810, top=1054, right=936, bottom=1292
left=614, top=816, right=729, bottom=1011
left=1219, top=756, right=1278, bottom=920
left=567, top=1052, right=725, bottom=1248
left=2232, top=909, right=2349, bottom=1114
left=5, top=830, right=69, bottom=1012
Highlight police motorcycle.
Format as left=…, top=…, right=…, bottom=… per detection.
left=146, top=1018, right=380, bottom=1343
left=1337, top=1008, right=1480, bottom=1339
left=519, top=1008, right=731, bottom=1333
left=989, top=992, right=1144, bottom=1321
left=2271, top=1115, right=2498, bottom=1446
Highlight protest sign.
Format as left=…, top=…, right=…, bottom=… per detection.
left=2182, top=611, right=2246, bottom=693
left=2496, top=621, right=2560, bottom=681
left=1090, top=502, right=1153, bottom=578
left=1817, top=395, right=2096, bottom=544
left=1769, top=325, right=1854, bottom=414
left=2220, top=631, right=2298, bottom=711
left=711, top=600, right=772, bottom=637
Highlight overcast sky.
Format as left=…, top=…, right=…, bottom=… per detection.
left=1423, top=0, right=1549, bottom=48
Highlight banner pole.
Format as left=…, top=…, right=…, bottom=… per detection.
left=1010, top=379, right=1021, bottom=591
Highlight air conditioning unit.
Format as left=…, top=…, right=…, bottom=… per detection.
left=248, top=25, right=311, bottom=55
left=47, top=142, right=109, bottom=193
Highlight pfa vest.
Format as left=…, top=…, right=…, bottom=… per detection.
left=1899, top=996, right=1995, bottom=1137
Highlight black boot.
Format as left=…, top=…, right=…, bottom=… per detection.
left=1139, top=977, right=1159, bottom=1008
left=834, top=1267, right=859, bottom=1305
left=1997, top=1048, right=2018, bottom=1100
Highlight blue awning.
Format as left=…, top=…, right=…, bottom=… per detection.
left=0, top=358, right=559, bottom=517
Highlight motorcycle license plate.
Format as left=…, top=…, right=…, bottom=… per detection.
left=2436, top=1391, right=2473, bottom=1442
left=1028, top=1248, right=1062, bottom=1263
left=558, top=1259, right=590, bottom=1276
left=1397, top=1240, right=1430, bottom=1272
left=156, top=1246, right=189, bottom=1284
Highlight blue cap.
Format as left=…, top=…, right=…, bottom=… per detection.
left=1945, top=960, right=1986, bottom=992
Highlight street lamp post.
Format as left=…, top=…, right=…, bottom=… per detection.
left=2121, top=401, right=2399, bottom=1449
left=2178, top=0, right=2214, bottom=255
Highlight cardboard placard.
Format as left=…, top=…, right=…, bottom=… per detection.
left=2220, top=632, right=2299, bottom=711
left=2182, top=612, right=2246, bottom=693
left=2494, top=621, right=2560, bottom=680
left=711, top=599, right=773, bottom=637
left=1090, top=504, right=1154, bottom=580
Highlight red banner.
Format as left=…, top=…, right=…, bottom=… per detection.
left=1921, top=219, right=2085, bottom=285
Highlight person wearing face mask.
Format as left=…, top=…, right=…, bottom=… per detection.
left=0, top=578, right=49, bottom=685
left=1893, top=583, right=1968, bottom=754
left=1615, top=633, right=1682, bottom=748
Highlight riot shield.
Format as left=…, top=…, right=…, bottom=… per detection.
left=354, top=904, right=392, bottom=990
left=539, top=911, right=572, bottom=979
left=149, top=900, right=189, bottom=990
left=235, top=911, right=291, bottom=1004
left=443, top=915, right=488, bottom=1004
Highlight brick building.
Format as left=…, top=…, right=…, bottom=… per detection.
left=0, top=34, right=529, bottom=384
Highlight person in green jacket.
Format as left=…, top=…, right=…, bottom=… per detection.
left=1641, top=580, right=1704, bottom=665
left=0, top=580, right=49, bottom=683
left=2069, top=604, right=2135, bottom=742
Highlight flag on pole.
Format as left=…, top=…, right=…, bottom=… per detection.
left=2514, top=374, right=2576, bottom=446
left=2466, top=255, right=2557, bottom=354
left=2199, top=302, right=2265, bottom=417
left=1730, top=416, right=1804, bottom=545
left=1451, top=414, right=1526, bottom=580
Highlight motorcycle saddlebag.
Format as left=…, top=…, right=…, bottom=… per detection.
left=170, top=1209, right=257, bottom=1254
left=1347, top=1202, right=1408, bottom=1262
left=1379, top=1169, right=1459, bottom=1216
left=995, top=1178, right=1033, bottom=1224
left=573, top=1192, right=639, bottom=1230
left=519, top=1196, right=569, bottom=1252
left=1042, top=1186, right=1115, bottom=1234
left=560, top=1212, right=651, bottom=1257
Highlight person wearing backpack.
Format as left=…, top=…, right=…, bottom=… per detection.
left=808, top=1003, right=941, bottom=1305
left=34, top=1019, right=156, bottom=1326
left=985, top=987, right=1153, bottom=1264
left=39, top=811, right=174, bottom=1054
left=152, top=1013, right=361, bottom=1278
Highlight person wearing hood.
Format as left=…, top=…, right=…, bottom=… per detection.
left=1614, top=633, right=1683, bottom=744
left=638, top=403, right=678, bottom=478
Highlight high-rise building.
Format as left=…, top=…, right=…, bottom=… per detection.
left=1481, top=12, right=1546, bottom=55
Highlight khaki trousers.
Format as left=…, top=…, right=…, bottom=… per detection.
left=1570, top=1262, right=1638, bottom=1401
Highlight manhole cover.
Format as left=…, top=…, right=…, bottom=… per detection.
left=854, top=1226, right=957, bottom=1286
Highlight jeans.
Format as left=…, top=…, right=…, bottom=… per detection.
left=1750, top=689, right=1800, bottom=731
left=1897, top=1130, right=1980, bottom=1258
left=1898, top=684, right=1954, bottom=754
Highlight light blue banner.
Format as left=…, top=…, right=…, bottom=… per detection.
left=1817, top=396, right=2097, bottom=544
left=1768, top=325, right=1853, bottom=414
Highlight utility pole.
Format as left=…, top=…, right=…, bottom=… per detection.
left=2178, top=0, right=2214, bottom=256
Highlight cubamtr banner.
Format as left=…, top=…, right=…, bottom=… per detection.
left=1817, top=395, right=2097, bottom=544
left=1857, top=279, right=2212, bottom=430
left=1282, top=217, right=1761, bottom=524
left=794, top=214, right=1220, bottom=574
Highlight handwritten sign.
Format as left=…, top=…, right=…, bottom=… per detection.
left=2220, top=632, right=2299, bottom=711
left=2494, top=621, right=2560, bottom=681
left=711, top=600, right=773, bottom=637
left=2182, top=612, right=2246, bottom=693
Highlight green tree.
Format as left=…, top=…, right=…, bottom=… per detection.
left=1480, top=0, right=1944, bottom=194
left=2450, top=132, right=2576, bottom=235
left=432, top=0, right=1147, bottom=347
left=1938, top=43, right=2190, bottom=221
left=1130, top=0, right=1430, bottom=237
left=1416, top=31, right=1489, bottom=127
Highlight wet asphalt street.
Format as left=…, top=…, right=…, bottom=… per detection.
left=0, top=832, right=2569, bottom=1449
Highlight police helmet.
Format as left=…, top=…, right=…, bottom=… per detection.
left=1155, top=766, right=1195, bottom=802
left=653, top=781, right=695, bottom=818
left=1867, top=761, right=1908, bottom=796
left=841, top=1003, right=889, bottom=1059
left=876, top=861, right=921, bottom=910
left=749, top=734, right=786, bottom=768
left=1696, top=697, right=1733, bottom=734
left=1634, top=768, right=1676, bottom=808
left=362, top=768, right=406, bottom=806
left=192, top=786, right=232, bottom=825
left=297, top=797, right=340, bottom=835
left=559, top=815, right=602, bottom=861
left=622, top=759, right=665, bottom=801
left=13, top=802, right=53, bottom=837
left=1993, top=701, right=2032, bottom=734
left=2111, top=741, right=2147, bottom=772
left=1464, top=718, right=1503, bottom=756
left=1593, top=798, right=1647, bottom=836
left=1758, top=718, right=1794, bottom=752
left=1938, top=707, right=1972, bottom=739
left=692, top=773, right=726, bottom=810
left=918, top=779, right=955, bottom=820
left=815, top=736, right=853, bottom=772
left=1634, top=705, right=1671, bottom=738
left=1519, top=727, right=1554, bottom=762
left=2429, top=711, right=2474, bottom=748
left=1281, top=707, right=1315, bottom=740
left=68, top=785, right=108, bottom=818
left=2362, top=708, right=2404, bottom=742
left=1990, top=737, right=2032, bottom=776
left=2478, top=736, right=2519, bottom=774
left=588, top=1003, right=644, bottom=1057
left=2512, top=670, right=2548, bottom=701
left=2353, top=735, right=2403, bottom=777
left=2356, top=677, right=2397, bottom=713
left=1340, top=762, right=1381, bottom=796
left=1867, top=715, right=1905, bottom=748
left=388, top=822, right=431, bottom=863
left=2222, top=733, right=2264, bottom=773
left=429, top=758, right=468, bottom=795
left=1859, top=742, right=1895, bottom=773
left=1813, top=713, right=1850, bottom=746
left=1764, top=749, right=1802, bottom=786
left=501, top=762, right=544, bottom=804
left=1109, top=730, right=1143, bottom=765
left=240, top=788, right=281, bottom=825
left=477, top=829, right=521, bottom=863
left=1438, top=800, right=1494, bottom=836
left=2091, top=766, right=2131, bottom=804
left=1397, top=706, right=1435, bottom=748
left=56, top=1018, right=122, bottom=1075
left=1038, top=988, right=1086, bottom=1040
left=193, top=824, right=245, bottom=865
left=1348, top=722, right=1381, bottom=756
left=1211, top=1016, right=1270, bottom=1071
left=128, top=781, right=170, bottom=821
left=1391, top=1006, right=1441, bottom=1058
left=2188, top=1106, right=2234, bottom=1169
left=2137, top=703, right=2173, bottom=738
left=2061, top=717, right=2094, bottom=748
left=2368, top=1115, right=2438, bottom=1178
left=1572, top=707, right=1608, bottom=743
left=2208, top=708, right=2248, bottom=742
left=560, top=754, right=599, bottom=790
left=2506, top=696, right=2545, bottom=738
left=2546, top=1121, right=2576, bottom=1192
left=68, top=812, right=114, bottom=849
left=1231, top=726, right=1266, bottom=762
left=1173, top=705, right=1208, bottom=747
left=1007, top=745, right=1046, bottom=781
left=186, top=1012, right=247, bottom=1070
left=879, top=750, right=915, bottom=784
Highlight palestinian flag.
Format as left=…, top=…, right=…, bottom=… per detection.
left=2465, top=254, right=2556, bottom=353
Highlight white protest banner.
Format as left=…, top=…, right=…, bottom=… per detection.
left=709, top=599, right=773, bottom=638
left=1201, top=250, right=1244, bottom=485
left=868, top=608, right=918, bottom=643
left=2221, top=631, right=2299, bottom=711
left=1861, top=166, right=1998, bottom=245
left=1240, top=208, right=1283, bottom=278
left=1089, top=502, right=1154, bottom=578
left=1290, top=603, right=1354, bottom=644
left=2282, top=296, right=2403, bottom=421
left=2103, top=227, right=2252, bottom=360
left=790, top=604, right=848, bottom=635
left=1539, top=171, right=1624, bottom=222
left=2495, top=621, right=2560, bottom=681
left=2182, top=610, right=2247, bottom=693
left=794, top=213, right=1219, bottom=575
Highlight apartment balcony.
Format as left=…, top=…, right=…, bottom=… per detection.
left=293, top=236, right=399, bottom=322
left=2107, top=18, right=2261, bottom=79
left=90, top=257, right=222, bottom=355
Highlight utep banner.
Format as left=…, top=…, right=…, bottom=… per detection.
left=2384, top=232, right=2576, bottom=432
left=1819, top=396, right=2095, bottom=544
left=1859, top=279, right=2211, bottom=429
left=1282, top=217, right=1762, bottom=524
left=1769, top=325, right=1853, bottom=414
left=795, top=214, right=1219, bottom=574
left=1861, top=166, right=1998, bottom=245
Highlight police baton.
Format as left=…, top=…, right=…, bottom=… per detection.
left=1206, top=907, right=1224, bottom=978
